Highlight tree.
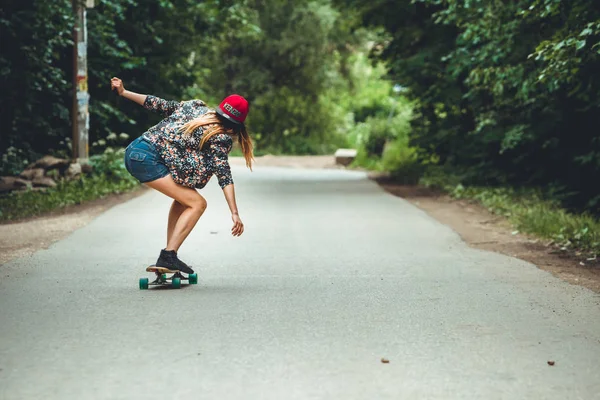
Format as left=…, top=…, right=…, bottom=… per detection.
left=347, top=0, right=600, bottom=212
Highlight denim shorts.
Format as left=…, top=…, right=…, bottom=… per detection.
left=124, top=136, right=170, bottom=183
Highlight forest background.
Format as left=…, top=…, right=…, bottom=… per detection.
left=1, top=0, right=599, bottom=253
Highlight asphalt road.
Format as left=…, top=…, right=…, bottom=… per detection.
left=1, top=166, right=599, bottom=400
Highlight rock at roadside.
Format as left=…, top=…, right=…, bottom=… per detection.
left=0, top=177, right=31, bottom=193
left=19, top=168, right=45, bottom=181
left=32, top=176, right=57, bottom=188
left=65, top=163, right=82, bottom=180
left=26, top=155, right=70, bottom=171
left=81, top=163, right=94, bottom=174
left=334, top=148, right=357, bottom=166
left=46, top=169, right=60, bottom=179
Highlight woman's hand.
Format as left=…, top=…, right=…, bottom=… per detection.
left=110, top=79, right=147, bottom=106
left=223, top=185, right=243, bottom=236
left=231, top=213, right=244, bottom=237
left=111, top=77, right=125, bottom=96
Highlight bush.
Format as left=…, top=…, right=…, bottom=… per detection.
left=349, top=91, right=417, bottom=177
left=250, top=87, right=345, bottom=155
left=0, top=148, right=139, bottom=222
left=0, top=147, right=31, bottom=176
left=89, top=147, right=134, bottom=181
left=352, top=147, right=384, bottom=171
left=363, top=117, right=394, bottom=157
left=381, top=139, right=422, bottom=184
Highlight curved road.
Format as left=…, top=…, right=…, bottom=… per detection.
left=1, top=166, right=599, bottom=399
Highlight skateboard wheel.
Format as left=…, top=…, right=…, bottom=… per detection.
left=161, top=273, right=167, bottom=281
left=139, top=278, right=149, bottom=290
left=172, top=277, right=181, bottom=289
left=189, top=273, right=198, bottom=284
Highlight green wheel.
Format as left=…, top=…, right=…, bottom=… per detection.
left=172, top=277, right=181, bottom=289
left=161, top=273, right=167, bottom=281
left=189, top=273, right=198, bottom=285
left=139, top=277, right=149, bottom=290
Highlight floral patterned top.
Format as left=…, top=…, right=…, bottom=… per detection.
left=141, top=95, right=234, bottom=189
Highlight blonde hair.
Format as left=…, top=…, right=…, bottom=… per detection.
left=179, top=111, right=253, bottom=170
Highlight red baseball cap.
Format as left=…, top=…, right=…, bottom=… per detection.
left=215, top=94, right=249, bottom=125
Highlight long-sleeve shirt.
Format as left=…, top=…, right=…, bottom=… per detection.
left=141, top=95, right=234, bottom=189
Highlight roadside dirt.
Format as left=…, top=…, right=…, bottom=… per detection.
left=1, top=155, right=598, bottom=294
left=0, top=187, right=148, bottom=265
left=374, top=178, right=600, bottom=293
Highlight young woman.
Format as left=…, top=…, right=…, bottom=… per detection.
left=111, top=77, right=253, bottom=274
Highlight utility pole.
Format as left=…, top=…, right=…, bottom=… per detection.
left=72, top=0, right=94, bottom=162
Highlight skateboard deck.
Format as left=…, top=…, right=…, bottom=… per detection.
left=146, top=266, right=179, bottom=274
left=139, top=265, right=198, bottom=290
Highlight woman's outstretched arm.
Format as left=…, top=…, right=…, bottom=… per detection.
left=223, top=184, right=244, bottom=237
left=111, top=77, right=180, bottom=116
left=207, top=133, right=244, bottom=236
left=111, top=77, right=147, bottom=105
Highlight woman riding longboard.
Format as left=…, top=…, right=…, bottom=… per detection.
left=111, top=77, right=253, bottom=275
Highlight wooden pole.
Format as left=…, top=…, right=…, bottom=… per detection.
left=72, top=0, right=90, bottom=162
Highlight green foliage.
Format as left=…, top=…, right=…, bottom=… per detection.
left=352, top=148, right=384, bottom=172
left=342, top=53, right=396, bottom=123
left=1, top=147, right=31, bottom=176
left=249, top=87, right=343, bottom=154
left=0, top=0, right=373, bottom=164
left=350, top=107, right=422, bottom=184
left=0, top=0, right=212, bottom=173
left=192, top=0, right=359, bottom=154
left=348, top=0, right=600, bottom=214
left=88, top=147, right=135, bottom=182
left=87, top=0, right=213, bottom=148
left=341, top=55, right=418, bottom=180
left=381, top=140, right=421, bottom=184
left=0, top=148, right=139, bottom=222
left=421, top=169, right=600, bottom=256
left=351, top=116, right=421, bottom=181
left=362, top=117, right=394, bottom=156
left=0, top=0, right=74, bottom=169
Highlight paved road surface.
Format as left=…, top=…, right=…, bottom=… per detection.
left=1, top=166, right=599, bottom=400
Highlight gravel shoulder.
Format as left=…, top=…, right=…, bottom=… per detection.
left=2, top=155, right=598, bottom=294
left=374, top=181, right=600, bottom=294
left=0, top=187, right=147, bottom=265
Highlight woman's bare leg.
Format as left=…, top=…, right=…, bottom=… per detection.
left=145, top=175, right=207, bottom=252
left=167, top=200, right=186, bottom=245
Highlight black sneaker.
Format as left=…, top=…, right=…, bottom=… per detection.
left=155, top=249, right=195, bottom=274
left=173, top=254, right=194, bottom=274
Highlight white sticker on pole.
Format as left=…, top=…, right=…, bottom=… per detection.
left=77, top=43, right=87, bottom=58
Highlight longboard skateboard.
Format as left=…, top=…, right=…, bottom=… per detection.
left=139, top=266, right=198, bottom=290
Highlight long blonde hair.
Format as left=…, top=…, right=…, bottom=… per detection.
left=179, top=111, right=253, bottom=170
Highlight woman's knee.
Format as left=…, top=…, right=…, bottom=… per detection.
left=190, top=196, right=207, bottom=214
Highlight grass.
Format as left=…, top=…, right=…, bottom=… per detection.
left=0, top=149, right=140, bottom=222
left=351, top=148, right=385, bottom=171
left=421, top=171, right=600, bottom=257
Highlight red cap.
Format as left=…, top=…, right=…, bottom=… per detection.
left=215, top=94, right=249, bottom=125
